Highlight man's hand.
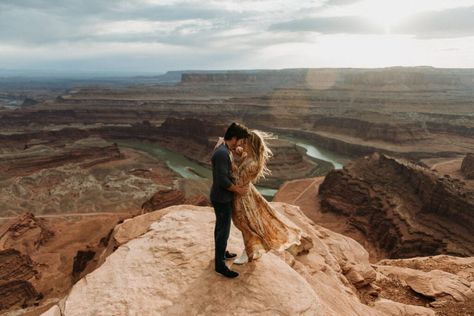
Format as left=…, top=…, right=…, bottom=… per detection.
left=235, top=185, right=248, bottom=195
left=229, top=184, right=248, bottom=195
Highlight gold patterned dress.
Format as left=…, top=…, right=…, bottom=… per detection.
left=232, top=156, right=306, bottom=261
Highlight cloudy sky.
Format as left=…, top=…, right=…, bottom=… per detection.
left=0, top=0, right=473, bottom=74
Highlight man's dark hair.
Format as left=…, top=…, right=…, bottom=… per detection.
left=224, top=122, right=250, bottom=140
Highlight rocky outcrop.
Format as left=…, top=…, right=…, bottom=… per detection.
left=141, top=185, right=211, bottom=213
left=0, top=139, right=123, bottom=177
left=319, top=153, right=474, bottom=259
left=374, top=256, right=474, bottom=315
left=40, top=204, right=374, bottom=315
left=0, top=212, right=129, bottom=314
left=0, top=204, right=467, bottom=315
left=141, top=188, right=186, bottom=212
left=461, top=153, right=474, bottom=179
left=180, top=68, right=474, bottom=91
left=0, top=279, right=40, bottom=311
left=425, top=122, right=474, bottom=138
left=158, top=117, right=226, bottom=146
left=37, top=203, right=472, bottom=316
left=0, top=248, right=41, bottom=311
left=185, top=194, right=211, bottom=206
left=311, top=116, right=428, bottom=143
left=341, top=67, right=469, bottom=89
left=0, top=249, right=37, bottom=281
left=180, top=69, right=309, bottom=89
left=1, top=213, right=55, bottom=253
left=372, top=299, right=435, bottom=316
left=0, top=140, right=174, bottom=215
left=376, top=266, right=473, bottom=304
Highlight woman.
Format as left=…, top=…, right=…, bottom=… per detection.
left=231, top=130, right=312, bottom=264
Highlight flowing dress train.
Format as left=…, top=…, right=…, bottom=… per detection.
left=232, top=157, right=308, bottom=261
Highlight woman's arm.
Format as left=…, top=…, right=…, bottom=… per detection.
left=238, top=160, right=259, bottom=185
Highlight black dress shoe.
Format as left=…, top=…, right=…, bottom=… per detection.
left=215, top=267, right=239, bottom=278
left=225, top=251, right=237, bottom=259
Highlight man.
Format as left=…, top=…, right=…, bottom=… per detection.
left=211, top=122, right=249, bottom=278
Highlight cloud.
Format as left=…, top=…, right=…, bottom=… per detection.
left=269, top=5, right=474, bottom=39
left=323, top=0, right=362, bottom=6
left=270, top=16, right=381, bottom=34
left=0, top=0, right=318, bottom=49
left=394, top=6, right=474, bottom=38
left=0, top=1, right=244, bottom=45
left=0, top=0, right=472, bottom=71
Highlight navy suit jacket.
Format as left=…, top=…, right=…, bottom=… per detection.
left=210, top=143, right=234, bottom=203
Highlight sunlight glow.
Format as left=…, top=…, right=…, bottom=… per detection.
left=358, top=0, right=415, bottom=32
left=324, top=0, right=474, bottom=33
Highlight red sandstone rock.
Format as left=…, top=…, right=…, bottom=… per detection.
left=0, top=249, right=40, bottom=311
left=39, top=204, right=474, bottom=316
left=141, top=189, right=186, bottom=212
left=318, top=153, right=474, bottom=259
left=5, top=213, right=55, bottom=252
left=0, top=212, right=129, bottom=314
left=0, top=142, right=123, bottom=177
left=185, top=194, right=211, bottom=207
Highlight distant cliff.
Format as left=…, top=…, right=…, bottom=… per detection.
left=319, top=153, right=474, bottom=259
left=180, top=67, right=474, bottom=90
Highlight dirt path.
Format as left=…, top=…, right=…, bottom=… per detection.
left=292, top=178, right=323, bottom=204
left=430, top=158, right=463, bottom=171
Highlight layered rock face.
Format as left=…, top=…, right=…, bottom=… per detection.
left=461, top=153, right=474, bottom=179
left=0, top=248, right=40, bottom=311
left=319, top=153, right=474, bottom=259
left=141, top=189, right=187, bottom=212
left=3, top=67, right=474, bottom=160
left=0, top=212, right=128, bottom=314
left=180, top=68, right=474, bottom=90
left=158, top=117, right=226, bottom=146
left=0, top=140, right=122, bottom=178
left=0, top=137, right=177, bottom=216
left=39, top=204, right=474, bottom=316
left=141, top=188, right=210, bottom=213
left=311, top=116, right=428, bottom=144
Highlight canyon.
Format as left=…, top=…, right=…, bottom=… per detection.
left=0, top=67, right=473, bottom=315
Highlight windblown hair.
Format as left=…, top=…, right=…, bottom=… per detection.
left=247, top=130, right=274, bottom=181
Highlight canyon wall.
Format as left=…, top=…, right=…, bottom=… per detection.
left=319, top=153, right=474, bottom=259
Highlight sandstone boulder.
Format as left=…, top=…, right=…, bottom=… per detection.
left=43, top=204, right=386, bottom=316
left=141, top=188, right=186, bottom=212
left=37, top=204, right=474, bottom=316
left=0, top=212, right=127, bottom=314
left=373, top=298, right=435, bottom=316
left=375, top=265, right=474, bottom=305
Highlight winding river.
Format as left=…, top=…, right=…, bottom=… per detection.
left=280, top=135, right=349, bottom=169
left=117, top=135, right=348, bottom=198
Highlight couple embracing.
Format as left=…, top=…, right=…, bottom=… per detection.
left=211, top=122, right=312, bottom=278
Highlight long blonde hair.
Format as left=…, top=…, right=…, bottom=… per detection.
left=247, top=130, right=274, bottom=181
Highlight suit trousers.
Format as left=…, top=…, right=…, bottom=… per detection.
left=212, top=200, right=232, bottom=270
